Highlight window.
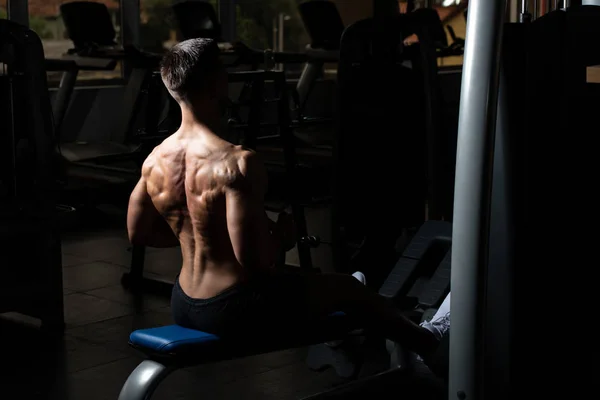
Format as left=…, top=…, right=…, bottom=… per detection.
left=397, top=0, right=465, bottom=67
left=236, top=0, right=309, bottom=72
left=1, top=1, right=6, bottom=19
left=236, top=0, right=309, bottom=52
left=28, top=0, right=122, bottom=82
left=139, top=0, right=180, bottom=52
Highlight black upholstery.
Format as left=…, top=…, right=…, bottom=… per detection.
left=299, top=1, right=345, bottom=50
left=0, top=19, right=65, bottom=331
left=0, top=19, right=58, bottom=208
left=60, top=1, right=118, bottom=51
left=172, top=0, right=222, bottom=41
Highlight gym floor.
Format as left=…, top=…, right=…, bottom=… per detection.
left=0, top=204, right=389, bottom=400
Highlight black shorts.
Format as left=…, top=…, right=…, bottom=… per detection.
left=171, top=270, right=314, bottom=340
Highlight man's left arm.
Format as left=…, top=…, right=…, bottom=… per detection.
left=127, top=177, right=179, bottom=248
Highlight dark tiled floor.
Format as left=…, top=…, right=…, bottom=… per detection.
left=1, top=205, right=394, bottom=399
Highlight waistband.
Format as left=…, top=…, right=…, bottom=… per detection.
left=172, top=274, right=250, bottom=306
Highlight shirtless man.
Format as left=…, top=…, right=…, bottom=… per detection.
left=126, top=38, right=449, bottom=364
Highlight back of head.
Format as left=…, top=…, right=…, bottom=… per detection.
left=160, top=38, right=221, bottom=103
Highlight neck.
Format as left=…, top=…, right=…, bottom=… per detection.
left=179, top=103, right=221, bottom=136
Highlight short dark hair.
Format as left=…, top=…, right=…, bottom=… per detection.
left=160, top=38, right=221, bottom=102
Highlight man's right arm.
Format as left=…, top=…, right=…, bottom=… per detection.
left=225, top=152, right=278, bottom=270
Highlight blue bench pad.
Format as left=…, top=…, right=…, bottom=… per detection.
left=129, top=313, right=358, bottom=364
left=130, top=325, right=219, bottom=353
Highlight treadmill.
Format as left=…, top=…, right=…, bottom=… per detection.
left=54, top=1, right=165, bottom=185
left=296, top=0, right=344, bottom=112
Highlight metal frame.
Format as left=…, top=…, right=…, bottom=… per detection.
left=450, top=1, right=507, bottom=400
left=118, top=360, right=175, bottom=400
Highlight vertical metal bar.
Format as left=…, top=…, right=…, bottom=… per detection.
left=520, top=0, right=532, bottom=21
left=219, top=0, right=237, bottom=43
left=278, top=13, right=284, bottom=52
left=7, top=73, right=17, bottom=200
left=53, top=69, right=79, bottom=135
left=120, top=0, right=140, bottom=79
left=121, top=0, right=140, bottom=48
left=507, top=0, right=519, bottom=22
left=278, top=13, right=284, bottom=70
left=276, top=73, right=313, bottom=271
left=272, top=17, right=277, bottom=49
left=450, top=1, right=507, bottom=400
left=7, top=0, right=28, bottom=26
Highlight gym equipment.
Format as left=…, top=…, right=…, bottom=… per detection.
left=306, top=2, right=600, bottom=397
left=117, top=221, right=451, bottom=399
left=0, top=20, right=71, bottom=333
left=55, top=1, right=165, bottom=185
left=173, top=0, right=337, bottom=129
left=333, top=10, right=446, bottom=278
left=118, top=313, right=359, bottom=400
left=45, top=56, right=118, bottom=134
left=296, top=1, right=343, bottom=113
left=306, top=221, right=451, bottom=378
left=399, top=1, right=466, bottom=57
left=121, top=69, right=318, bottom=295
left=172, top=0, right=308, bottom=69
left=172, top=0, right=221, bottom=41
left=451, top=0, right=510, bottom=396
left=445, top=25, right=465, bottom=55
left=301, top=343, right=446, bottom=400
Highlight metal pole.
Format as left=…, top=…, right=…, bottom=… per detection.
left=278, top=13, right=284, bottom=52
left=450, top=0, right=507, bottom=400
left=520, top=0, right=532, bottom=21
left=507, top=0, right=519, bottom=22
left=121, top=0, right=140, bottom=48
left=7, top=0, right=28, bottom=26
left=219, top=0, right=237, bottom=42
left=272, top=17, right=277, bottom=49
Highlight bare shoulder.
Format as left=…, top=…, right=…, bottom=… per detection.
left=141, top=137, right=184, bottom=177
left=235, top=148, right=266, bottom=178
left=199, top=146, right=268, bottom=198
left=140, top=145, right=163, bottom=179
left=230, top=147, right=267, bottom=189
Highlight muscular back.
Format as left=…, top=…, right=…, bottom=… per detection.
left=142, top=134, right=265, bottom=299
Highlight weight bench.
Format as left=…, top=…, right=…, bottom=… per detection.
left=118, top=313, right=358, bottom=400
